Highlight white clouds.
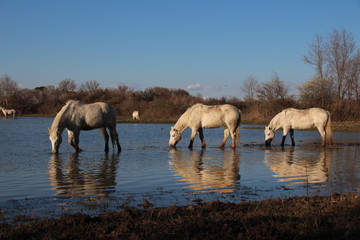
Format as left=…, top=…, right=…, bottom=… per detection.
left=186, top=83, right=230, bottom=92
left=186, top=83, right=202, bottom=91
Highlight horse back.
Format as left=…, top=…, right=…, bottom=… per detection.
left=282, top=108, right=329, bottom=129
left=78, top=102, right=117, bottom=129
left=190, top=104, right=240, bottom=128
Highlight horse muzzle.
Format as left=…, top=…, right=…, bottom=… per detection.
left=169, top=141, right=178, bottom=148
left=51, top=146, right=59, bottom=154
left=265, top=139, right=273, bottom=147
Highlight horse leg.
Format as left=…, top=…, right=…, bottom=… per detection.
left=72, top=130, right=82, bottom=152
left=68, top=130, right=82, bottom=152
left=188, top=128, right=197, bottom=149
left=281, top=128, right=290, bottom=147
left=99, top=127, right=110, bottom=152
left=289, top=129, right=295, bottom=146
left=317, top=126, right=326, bottom=147
left=220, top=128, right=230, bottom=148
left=109, top=126, right=121, bottom=152
left=67, top=130, right=75, bottom=148
left=198, top=128, right=206, bottom=149
left=230, top=129, right=237, bottom=149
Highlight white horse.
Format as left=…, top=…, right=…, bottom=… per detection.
left=48, top=100, right=121, bottom=154
left=0, top=106, right=17, bottom=118
left=264, top=107, right=333, bottom=147
left=169, top=103, right=241, bottom=149
left=132, top=110, right=140, bottom=120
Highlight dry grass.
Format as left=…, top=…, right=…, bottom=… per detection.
left=1, top=193, right=359, bottom=240
left=331, top=121, right=360, bottom=132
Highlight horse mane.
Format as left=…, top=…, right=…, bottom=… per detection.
left=173, top=105, right=196, bottom=132
left=268, top=110, right=284, bottom=130
left=66, top=99, right=80, bottom=106
left=50, top=100, right=78, bottom=130
left=282, top=108, right=298, bottom=115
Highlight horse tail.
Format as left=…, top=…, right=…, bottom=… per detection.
left=235, top=110, right=241, bottom=145
left=325, top=111, right=333, bottom=146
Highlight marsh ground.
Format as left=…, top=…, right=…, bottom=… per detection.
left=1, top=193, right=359, bottom=240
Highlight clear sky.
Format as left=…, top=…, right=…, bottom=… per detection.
left=1, top=0, right=359, bottom=98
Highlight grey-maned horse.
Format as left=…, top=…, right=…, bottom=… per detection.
left=0, top=106, right=17, bottom=118
left=48, top=100, right=121, bottom=153
left=169, top=103, right=241, bottom=149
left=264, top=107, right=333, bottom=147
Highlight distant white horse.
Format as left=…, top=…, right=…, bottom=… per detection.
left=0, top=106, right=17, bottom=118
left=48, top=100, right=121, bottom=153
left=264, top=107, right=333, bottom=147
left=132, top=110, right=140, bottom=120
left=169, top=103, right=241, bottom=149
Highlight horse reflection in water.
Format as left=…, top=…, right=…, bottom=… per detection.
left=169, top=149, right=240, bottom=193
left=48, top=153, right=120, bottom=198
left=264, top=147, right=332, bottom=186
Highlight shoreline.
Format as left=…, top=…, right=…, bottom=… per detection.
left=16, top=115, right=360, bottom=132
left=0, top=193, right=359, bottom=239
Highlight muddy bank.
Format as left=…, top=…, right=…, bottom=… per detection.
left=1, top=193, right=359, bottom=240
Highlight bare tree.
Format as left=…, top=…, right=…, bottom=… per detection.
left=240, top=75, right=258, bottom=100
left=0, top=74, right=19, bottom=106
left=297, top=76, right=333, bottom=108
left=303, top=34, right=330, bottom=107
left=58, top=78, right=76, bottom=92
left=256, top=72, right=289, bottom=101
left=79, top=80, right=100, bottom=91
left=346, top=51, right=360, bottom=101
left=304, top=34, right=326, bottom=80
left=326, top=28, right=356, bottom=100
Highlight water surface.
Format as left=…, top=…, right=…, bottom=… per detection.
left=0, top=117, right=359, bottom=221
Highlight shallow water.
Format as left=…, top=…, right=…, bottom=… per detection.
left=0, top=117, right=360, bottom=221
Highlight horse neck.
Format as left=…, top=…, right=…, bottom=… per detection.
left=51, top=116, right=66, bottom=135
left=269, top=113, right=282, bottom=131
left=174, top=111, right=189, bottom=132
left=50, top=104, right=72, bottom=133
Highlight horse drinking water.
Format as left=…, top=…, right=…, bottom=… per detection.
left=169, top=103, right=241, bottom=149
left=48, top=100, right=121, bottom=153
left=264, top=107, right=333, bottom=147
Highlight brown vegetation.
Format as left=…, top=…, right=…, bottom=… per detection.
left=1, top=28, right=360, bottom=122
left=0, top=193, right=359, bottom=239
left=1, top=78, right=360, bottom=124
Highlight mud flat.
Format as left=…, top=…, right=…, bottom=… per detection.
left=1, top=193, right=359, bottom=240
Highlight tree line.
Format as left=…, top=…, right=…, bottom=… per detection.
left=1, top=29, right=359, bottom=122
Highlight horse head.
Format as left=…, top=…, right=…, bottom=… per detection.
left=48, top=127, right=62, bottom=154
left=264, top=126, right=275, bottom=146
left=169, top=127, right=182, bottom=147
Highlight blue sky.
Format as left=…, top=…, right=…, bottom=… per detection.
left=1, top=0, right=359, bottom=98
